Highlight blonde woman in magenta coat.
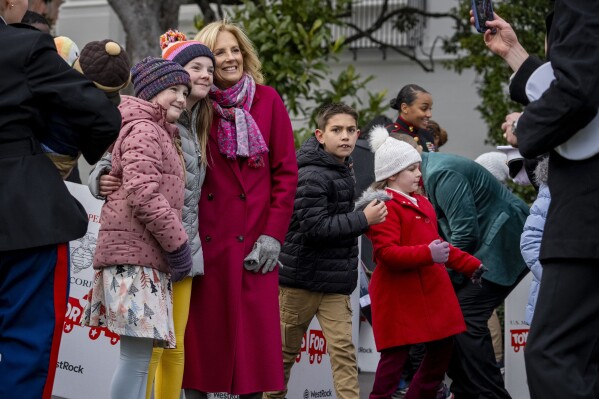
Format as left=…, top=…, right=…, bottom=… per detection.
left=182, top=20, right=298, bottom=399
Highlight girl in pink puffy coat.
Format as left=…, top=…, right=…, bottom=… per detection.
left=83, top=57, right=193, bottom=399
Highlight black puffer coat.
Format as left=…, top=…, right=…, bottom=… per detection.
left=279, top=136, right=369, bottom=295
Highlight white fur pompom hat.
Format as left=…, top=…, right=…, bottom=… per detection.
left=369, top=126, right=422, bottom=182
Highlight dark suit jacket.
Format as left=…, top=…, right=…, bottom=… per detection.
left=510, top=1, right=599, bottom=261
left=0, top=21, right=121, bottom=251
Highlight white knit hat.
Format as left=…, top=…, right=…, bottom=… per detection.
left=369, top=126, right=422, bottom=182
left=475, top=152, right=509, bottom=182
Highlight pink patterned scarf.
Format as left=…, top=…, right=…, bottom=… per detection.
left=209, top=73, right=268, bottom=168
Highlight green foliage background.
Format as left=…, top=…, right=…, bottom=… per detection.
left=197, top=0, right=387, bottom=148
left=194, top=0, right=552, bottom=203
left=442, top=0, right=552, bottom=203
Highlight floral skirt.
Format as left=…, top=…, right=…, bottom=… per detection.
left=82, top=264, right=176, bottom=348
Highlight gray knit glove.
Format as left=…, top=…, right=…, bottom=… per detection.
left=243, top=235, right=281, bottom=274
left=165, top=243, right=193, bottom=282
left=243, top=244, right=261, bottom=272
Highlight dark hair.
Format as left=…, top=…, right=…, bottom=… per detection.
left=428, top=119, right=448, bottom=148
left=361, top=114, right=393, bottom=139
left=390, top=84, right=429, bottom=110
left=21, top=10, right=50, bottom=28
left=389, top=132, right=419, bottom=149
left=316, top=103, right=358, bottom=131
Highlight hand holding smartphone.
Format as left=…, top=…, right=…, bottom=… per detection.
left=472, top=0, right=494, bottom=33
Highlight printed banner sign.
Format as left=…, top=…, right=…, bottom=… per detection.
left=53, top=192, right=538, bottom=399
left=504, top=272, right=533, bottom=399
left=357, top=319, right=380, bottom=373
left=53, top=182, right=120, bottom=399
left=53, top=183, right=350, bottom=399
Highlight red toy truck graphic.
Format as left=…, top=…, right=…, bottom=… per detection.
left=295, top=329, right=327, bottom=364
left=510, top=328, right=529, bottom=352
left=63, top=296, right=120, bottom=345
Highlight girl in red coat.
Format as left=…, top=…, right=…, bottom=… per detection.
left=360, top=127, right=485, bottom=399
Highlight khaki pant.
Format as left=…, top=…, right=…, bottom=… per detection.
left=488, top=309, right=503, bottom=364
left=264, top=286, right=359, bottom=399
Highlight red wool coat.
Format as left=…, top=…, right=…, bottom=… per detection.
left=183, top=85, right=298, bottom=394
left=366, top=189, right=481, bottom=351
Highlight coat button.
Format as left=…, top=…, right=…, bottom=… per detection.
left=237, top=235, right=244, bottom=242
left=207, top=193, right=214, bottom=201
left=205, top=235, right=212, bottom=242
left=239, top=193, right=246, bottom=200
left=424, top=218, right=430, bottom=223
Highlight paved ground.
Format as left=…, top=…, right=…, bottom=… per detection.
left=52, top=373, right=376, bottom=399
left=359, top=371, right=376, bottom=399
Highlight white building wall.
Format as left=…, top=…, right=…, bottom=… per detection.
left=331, top=50, right=491, bottom=159
left=56, top=0, right=493, bottom=180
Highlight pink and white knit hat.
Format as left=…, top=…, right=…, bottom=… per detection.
left=160, top=29, right=214, bottom=67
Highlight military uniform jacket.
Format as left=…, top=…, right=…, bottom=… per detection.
left=0, top=22, right=120, bottom=251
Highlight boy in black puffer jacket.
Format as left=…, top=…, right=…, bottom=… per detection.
left=265, top=103, right=387, bottom=399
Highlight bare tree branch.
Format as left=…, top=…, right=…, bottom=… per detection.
left=192, top=0, right=246, bottom=23
left=342, top=6, right=463, bottom=47
left=334, top=3, right=464, bottom=72
left=107, top=0, right=185, bottom=63
left=196, top=0, right=218, bottom=23
left=343, top=21, right=434, bottom=72
left=107, top=0, right=461, bottom=73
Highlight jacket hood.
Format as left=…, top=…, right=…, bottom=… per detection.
left=354, top=187, right=392, bottom=211
left=297, top=135, right=350, bottom=170
left=118, top=95, right=178, bottom=138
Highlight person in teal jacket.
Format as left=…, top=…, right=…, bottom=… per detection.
left=419, top=151, right=529, bottom=399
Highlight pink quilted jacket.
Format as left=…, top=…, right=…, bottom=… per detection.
left=93, top=96, right=187, bottom=273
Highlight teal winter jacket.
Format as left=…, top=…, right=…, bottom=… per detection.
left=420, top=152, right=529, bottom=286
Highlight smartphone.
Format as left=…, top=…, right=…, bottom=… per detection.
left=472, top=0, right=494, bottom=33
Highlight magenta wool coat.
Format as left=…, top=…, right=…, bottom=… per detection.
left=183, top=85, right=298, bottom=395
left=366, top=190, right=481, bottom=351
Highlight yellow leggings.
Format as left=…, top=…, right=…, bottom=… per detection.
left=145, top=277, right=192, bottom=399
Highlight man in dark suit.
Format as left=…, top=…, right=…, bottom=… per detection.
left=0, top=5, right=121, bottom=398
left=499, top=2, right=599, bottom=397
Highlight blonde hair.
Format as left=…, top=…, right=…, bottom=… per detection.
left=191, top=97, right=213, bottom=167
left=369, top=180, right=388, bottom=190
left=194, top=19, right=264, bottom=85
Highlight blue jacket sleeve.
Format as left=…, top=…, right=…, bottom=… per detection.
left=520, top=185, right=550, bottom=282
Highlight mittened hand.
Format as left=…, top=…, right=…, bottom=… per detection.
left=256, top=235, right=281, bottom=274
left=429, top=239, right=450, bottom=263
left=243, top=242, right=261, bottom=272
left=471, top=264, right=488, bottom=286
left=166, top=243, right=193, bottom=282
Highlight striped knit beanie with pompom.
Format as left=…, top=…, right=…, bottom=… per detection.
left=160, top=29, right=215, bottom=67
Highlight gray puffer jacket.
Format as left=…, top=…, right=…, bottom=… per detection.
left=88, top=108, right=206, bottom=276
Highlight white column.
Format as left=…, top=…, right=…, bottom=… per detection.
left=55, top=0, right=125, bottom=50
